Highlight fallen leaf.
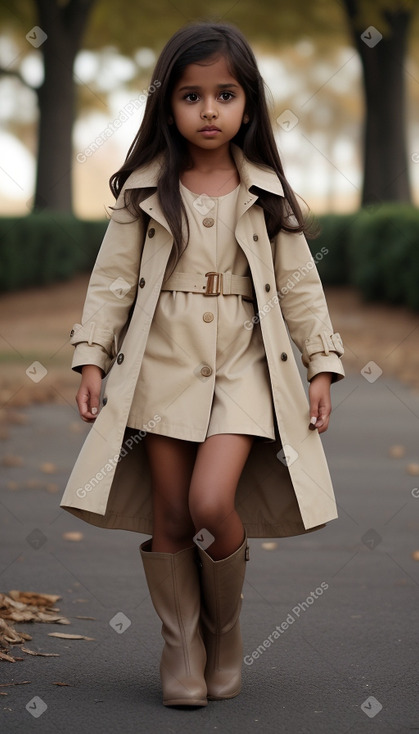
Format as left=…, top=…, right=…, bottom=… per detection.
left=48, top=633, right=94, bottom=640
left=62, top=531, right=83, bottom=542
left=40, top=462, right=56, bottom=474
left=74, top=616, right=96, bottom=620
left=388, top=444, right=406, bottom=458
left=52, top=681, right=71, bottom=686
left=0, top=681, right=31, bottom=686
left=261, top=542, right=278, bottom=551
left=0, top=651, right=16, bottom=662
left=407, top=463, right=419, bottom=476
left=9, top=591, right=61, bottom=605
left=25, top=479, right=44, bottom=489
left=6, top=481, right=19, bottom=490
left=1, top=455, right=24, bottom=468
left=21, top=647, right=59, bottom=657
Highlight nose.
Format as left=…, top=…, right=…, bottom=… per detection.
left=201, top=97, right=218, bottom=120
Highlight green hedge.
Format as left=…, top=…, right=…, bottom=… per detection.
left=0, top=211, right=107, bottom=292
left=310, top=204, right=419, bottom=311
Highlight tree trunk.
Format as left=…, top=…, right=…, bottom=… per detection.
left=34, top=0, right=94, bottom=212
left=343, top=1, right=412, bottom=206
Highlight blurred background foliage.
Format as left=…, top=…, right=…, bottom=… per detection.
left=1, top=0, right=419, bottom=309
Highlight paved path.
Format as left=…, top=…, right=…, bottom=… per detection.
left=0, top=374, right=418, bottom=734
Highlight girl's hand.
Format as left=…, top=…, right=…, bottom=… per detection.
left=308, top=372, right=333, bottom=434
left=76, top=365, right=103, bottom=422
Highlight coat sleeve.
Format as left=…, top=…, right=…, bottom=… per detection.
left=69, top=189, right=146, bottom=375
left=272, top=228, right=345, bottom=382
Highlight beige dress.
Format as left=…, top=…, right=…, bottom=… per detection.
left=126, top=182, right=276, bottom=442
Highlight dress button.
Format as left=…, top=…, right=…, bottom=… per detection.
left=265, top=283, right=271, bottom=292
left=148, top=228, right=155, bottom=238
left=281, top=352, right=288, bottom=361
left=253, top=234, right=259, bottom=241
left=116, top=353, right=124, bottom=365
left=200, top=365, right=212, bottom=377
left=203, top=218, right=215, bottom=228
left=203, top=312, right=214, bottom=323
left=139, top=277, right=145, bottom=288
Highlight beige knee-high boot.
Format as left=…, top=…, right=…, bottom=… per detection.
left=197, top=533, right=249, bottom=700
left=139, top=540, right=207, bottom=707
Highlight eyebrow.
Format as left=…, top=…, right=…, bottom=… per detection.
left=177, top=83, right=240, bottom=92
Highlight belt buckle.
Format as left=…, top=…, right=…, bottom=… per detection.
left=204, top=271, right=222, bottom=296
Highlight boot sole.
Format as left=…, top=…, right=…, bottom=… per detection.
left=163, top=698, right=208, bottom=707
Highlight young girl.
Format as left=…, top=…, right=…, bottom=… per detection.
left=61, top=21, right=344, bottom=708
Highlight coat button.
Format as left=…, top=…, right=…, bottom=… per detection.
left=200, top=365, right=212, bottom=377
left=116, top=353, right=124, bottom=365
left=203, top=218, right=214, bottom=228
left=148, top=228, right=155, bottom=238
left=69, top=329, right=74, bottom=337
left=265, top=283, right=271, bottom=292
left=139, top=277, right=145, bottom=288
left=281, top=352, right=288, bottom=361
left=102, top=396, right=108, bottom=406
left=203, top=312, right=214, bottom=323
left=253, top=234, right=259, bottom=241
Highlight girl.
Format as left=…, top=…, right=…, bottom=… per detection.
left=61, top=21, right=344, bottom=708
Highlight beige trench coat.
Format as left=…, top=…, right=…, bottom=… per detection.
left=60, top=145, right=345, bottom=538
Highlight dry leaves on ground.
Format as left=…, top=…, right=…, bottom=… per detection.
left=0, top=590, right=72, bottom=663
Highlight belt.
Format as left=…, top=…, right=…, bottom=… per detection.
left=161, top=271, right=254, bottom=301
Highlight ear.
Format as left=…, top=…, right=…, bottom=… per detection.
left=243, top=113, right=249, bottom=124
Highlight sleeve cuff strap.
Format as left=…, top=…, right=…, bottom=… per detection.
left=302, top=331, right=344, bottom=366
left=69, top=322, right=117, bottom=357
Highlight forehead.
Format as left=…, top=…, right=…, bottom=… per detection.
left=174, top=55, right=239, bottom=88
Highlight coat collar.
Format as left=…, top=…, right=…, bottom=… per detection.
left=123, top=144, right=284, bottom=197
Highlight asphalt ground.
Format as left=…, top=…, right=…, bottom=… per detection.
left=0, top=373, right=418, bottom=734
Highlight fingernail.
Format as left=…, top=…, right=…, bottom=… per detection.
left=91, top=407, right=97, bottom=415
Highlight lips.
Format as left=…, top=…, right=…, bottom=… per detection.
left=199, top=126, right=221, bottom=132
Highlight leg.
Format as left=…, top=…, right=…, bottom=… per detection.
left=144, top=433, right=197, bottom=553
left=188, top=433, right=254, bottom=560
left=140, top=433, right=206, bottom=706
left=188, top=433, right=252, bottom=700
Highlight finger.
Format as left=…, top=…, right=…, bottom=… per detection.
left=76, top=389, right=97, bottom=422
left=88, top=391, right=100, bottom=418
left=316, top=404, right=331, bottom=433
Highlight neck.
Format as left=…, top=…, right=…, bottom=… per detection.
left=185, top=142, right=235, bottom=172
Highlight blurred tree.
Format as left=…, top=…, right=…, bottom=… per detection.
left=342, top=0, right=414, bottom=205
left=1, top=0, right=95, bottom=212
left=0, top=0, right=417, bottom=211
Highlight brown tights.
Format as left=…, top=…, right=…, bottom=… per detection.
left=144, top=433, right=253, bottom=560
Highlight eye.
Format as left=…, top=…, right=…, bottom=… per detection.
left=219, top=91, right=235, bottom=101
left=184, top=92, right=199, bottom=102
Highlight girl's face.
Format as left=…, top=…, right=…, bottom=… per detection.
left=170, top=55, right=247, bottom=155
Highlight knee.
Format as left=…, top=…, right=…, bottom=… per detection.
left=153, top=502, right=194, bottom=544
left=189, top=492, right=233, bottom=535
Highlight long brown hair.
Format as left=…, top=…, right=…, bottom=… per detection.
left=110, top=21, right=309, bottom=268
